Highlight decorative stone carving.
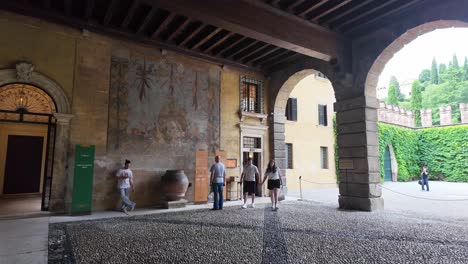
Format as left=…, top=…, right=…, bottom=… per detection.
left=15, top=62, right=35, bottom=82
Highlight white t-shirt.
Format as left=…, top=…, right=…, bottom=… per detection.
left=210, top=162, right=226, bottom=183
left=265, top=169, right=280, bottom=180
left=243, top=164, right=259, bottom=182
left=116, top=168, right=133, bottom=189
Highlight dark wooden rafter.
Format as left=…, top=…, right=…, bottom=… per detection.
left=265, top=52, right=302, bottom=70
left=204, top=32, right=234, bottom=53
left=348, top=0, right=423, bottom=35
left=191, top=27, right=222, bottom=50
left=228, top=40, right=258, bottom=59
left=214, top=36, right=246, bottom=56
left=323, top=0, right=374, bottom=25
left=166, top=17, right=191, bottom=42
left=287, top=0, right=306, bottom=12
left=335, top=0, right=400, bottom=30
left=84, top=0, right=94, bottom=21
left=121, top=0, right=140, bottom=29
left=137, top=7, right=157, bottom=35
left=237, top=43, right=268, bottom=61
left=257, top=49, right=291, bottom=65
left=247, top=46, right=280, bottom=64
left=271, top=0, right=281, bottom=7
left=151, top=13, right=175, bottom=39
left=297, top=0, right=329, bottom=17
left=64, top=0, right=72, bottom=16
left=43, top=0, right=51, bottom=9
left=178, top=22, right=205, bottom=47
left=103, top=0, right=118, bottom=26
left=311, top=0, right=352, bottom=22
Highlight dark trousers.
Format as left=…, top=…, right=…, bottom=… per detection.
left=213, top=183, right=224, bottom=209
left=421, top=176, right=429, bottom=191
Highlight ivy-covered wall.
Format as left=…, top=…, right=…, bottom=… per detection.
left=378, top=123, right=468, bottom=182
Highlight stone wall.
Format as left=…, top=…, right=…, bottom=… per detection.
left=461, top=103, right=468, bottom=124
left=377, top=102, right=414, bottom=128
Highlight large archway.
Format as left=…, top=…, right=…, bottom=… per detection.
left=0, top=62, right=72, bottom=213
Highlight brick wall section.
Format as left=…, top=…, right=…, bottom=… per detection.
left=440, top=105, right=452, bottom=125
left=377, top=102, right=414, bottom=128
left=460, top=103, right=468, bottom=124
left=421, top=109, right=433, bottom=127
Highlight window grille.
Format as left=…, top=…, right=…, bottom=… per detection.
left=240, top=76, right=264, bottom=113
left=318, top=104, right=328, bottom=126
left=243, top=137, right=261, bottom=149
left=286, top=143, right=293, bottom=169
left=320, top=146, right=329, bottom=169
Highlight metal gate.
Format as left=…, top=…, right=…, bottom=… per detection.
left=383, top=146, right=392, bottom=181
left=0, top=109, right=56, bottom=211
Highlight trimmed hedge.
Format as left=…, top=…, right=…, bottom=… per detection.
left=378, top=123, right=468, bottom=182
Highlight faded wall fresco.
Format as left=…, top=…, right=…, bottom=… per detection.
left=108, top=52, right=221, bottom=192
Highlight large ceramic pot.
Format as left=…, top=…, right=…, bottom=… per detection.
left=161, top=170, right=190, bottom=201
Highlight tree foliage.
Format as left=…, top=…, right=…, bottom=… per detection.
left=410, top=80, right=422, bottom=126
left=431, top=57, right=439, bottom=84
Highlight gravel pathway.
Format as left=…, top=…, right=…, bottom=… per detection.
left=49, top=201, right=468, bottom=264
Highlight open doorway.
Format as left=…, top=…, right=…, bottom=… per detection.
left=0, top=84, right=57, bottom=217
left=242, top=151, right=262, bottom=196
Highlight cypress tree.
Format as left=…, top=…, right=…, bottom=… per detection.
left=452, top=54, right=459, bottom=69
left=410, top=80, right=422, bottom=126
left=431, top=57, right=439, bottom=84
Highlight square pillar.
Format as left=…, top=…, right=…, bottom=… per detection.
left=334, top=96, right=384, bottom=211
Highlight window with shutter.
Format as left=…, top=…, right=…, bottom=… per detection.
left=286, top=98, right=297, bottom=121
left=318, top=104, right=328, bottom=126
left=320, top=146, right=328, bottom=169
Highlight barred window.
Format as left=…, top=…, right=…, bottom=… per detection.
left=286, top=143, right=293, bottom=169
left=243, top=137, right=261, bottom=149
left=318, top=104, right=328, bottom=126
left=320, top=146, right=329, bottom=169
left=240, top=76, right=264, bottom=113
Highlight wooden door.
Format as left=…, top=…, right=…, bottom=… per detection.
left=4, top=135, right=44, bottom=194
left=384, top=146, right=392, bottom=182
left=194, top=150, right=209, bottom=203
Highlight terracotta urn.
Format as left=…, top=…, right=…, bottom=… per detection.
left=161, top=170, right=189, bottom=201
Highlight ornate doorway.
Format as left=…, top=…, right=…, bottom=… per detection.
left=0, top=83, right=57, bottom=211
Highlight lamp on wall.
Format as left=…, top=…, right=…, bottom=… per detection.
left=14, top=85, right=29, bottom=112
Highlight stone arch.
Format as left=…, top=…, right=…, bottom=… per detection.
left=365, top=20, right=468, bottom=96
left=0, top=62, right=71, bottom=114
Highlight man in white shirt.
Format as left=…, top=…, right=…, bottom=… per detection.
left=240, top=158, right=259, bottom=208
left=116, top=159, right=136, bottom=215
left=209, top=155, right=226, bottom=210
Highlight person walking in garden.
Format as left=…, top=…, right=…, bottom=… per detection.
left=210, top=155, right=226, bottom=210
left=240, top=158, right=260, bottom=209
left=261, top=159, right=283, bottom=211
left=421, top=166, right=430, bottom=191
left=116, top=159, right=136, bottom=215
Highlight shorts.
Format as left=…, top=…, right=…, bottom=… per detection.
left=243, top=181, right=256, bottom=195
left=267, top=179, right=281, bottom=190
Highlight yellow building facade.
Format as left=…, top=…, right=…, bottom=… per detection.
left=285, top=73, right=337, bottom=192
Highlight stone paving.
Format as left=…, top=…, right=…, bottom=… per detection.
left=49, top=201, right=468, bottom=264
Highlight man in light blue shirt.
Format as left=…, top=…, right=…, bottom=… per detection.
left=210, top=156, right=226, bottom=210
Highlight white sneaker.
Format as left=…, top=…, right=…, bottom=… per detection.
left=241, top=203, right=248, bottom=209
left=250, top=203, right=255, bottom=208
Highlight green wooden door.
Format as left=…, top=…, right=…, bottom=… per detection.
left=384, top=146, right=392, bottom=181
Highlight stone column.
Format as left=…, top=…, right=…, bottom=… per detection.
left=49, top=113, right=73, bottom=212
left=407, top=110, right=415, bottom=128
left=269, top=112, right=287, bottom=194
left=420, top=109, right=432, bottom=127
left=440, top=105, right=452, bottom=125
left=460, top=103, right=468, bottom=124
left=334, top=95, right=383, bottom=211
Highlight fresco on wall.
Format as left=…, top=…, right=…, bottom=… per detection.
left=108, top=53, right=220, bottom=169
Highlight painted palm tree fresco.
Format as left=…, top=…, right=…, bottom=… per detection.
left=133, top=60, right=156, bottom=101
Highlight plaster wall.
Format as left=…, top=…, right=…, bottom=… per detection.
left=285, top=74, right=337, bottom=191
left=0, top=11, right=268, bottom=211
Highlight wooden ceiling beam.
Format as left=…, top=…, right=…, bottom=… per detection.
left=347, top=0, right=422, bottom=35
left=238, top=43, right=268, bottom=62
left=64, top=0, right=72, bottom=16
left=84, top=0, right=94, bottom=21
left=178, top=22, right=205, bottom=47
left=204, top=32, right=234, bottom=53
left=228, top=40, right=259, bottom=59
left=297, top=0, right=329, bottom=17
left=214, top=36, right=246, bottom=56
left=257, top=49, right=290, bottom=65
left=103, top=0, right=118, bottom=26
left=151, top=13, right=175, bottom=39
left=166, top=17, right=191, bottom=42
left=335, top=0, right=400, bottom=30
left=311, top=0, right=352, bottom=22
left=121, top=0, right=140, bottom=29
left=43, top=0, right=51, bottom=9
left=271, top=0, right=281, bottom=7
left=136, top=7, right=156, bottom=34
left=287, top=0, right=305, bottom=12
left=265, top=53, right=301, bottom=70
left=247, top=46, right=280, bottom=64
left=144, top=0, right=346, bottom=62
left=191, top=27, right=223, bottom=50
left=323, top=0, right=374, bottom=25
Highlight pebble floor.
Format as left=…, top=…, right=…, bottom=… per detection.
left=49, top=201, right=468, bottom=264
